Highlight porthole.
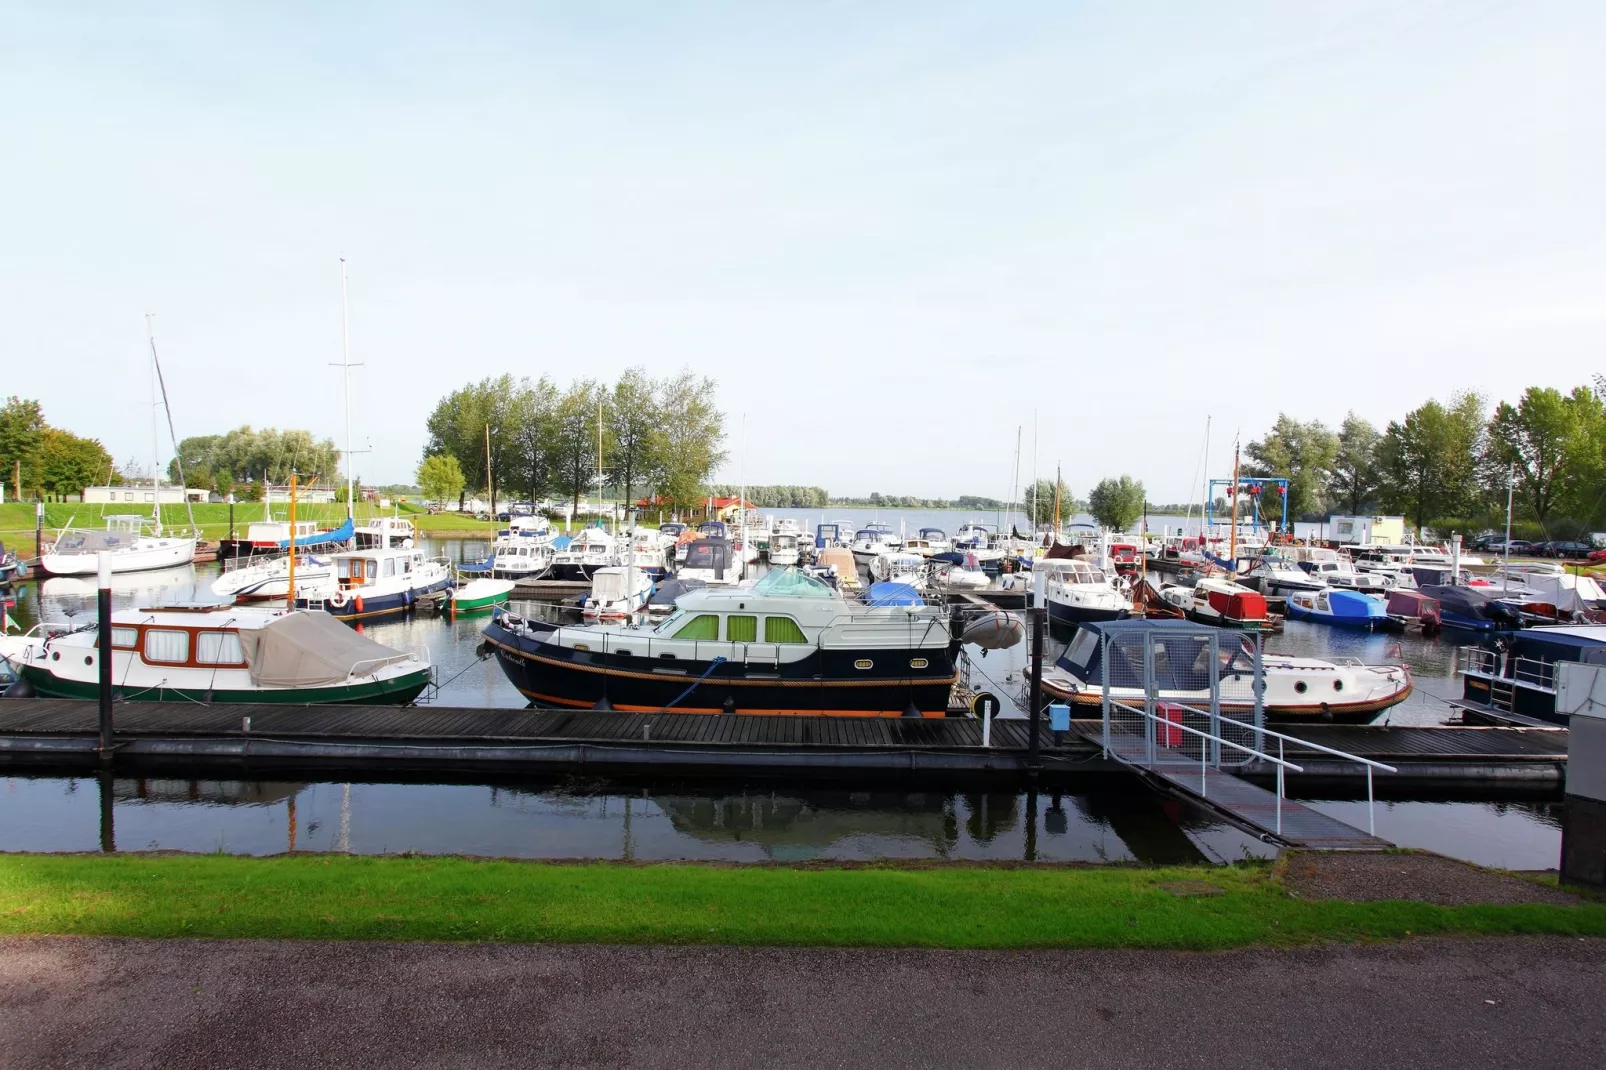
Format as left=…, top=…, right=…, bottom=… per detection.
left=854, top=659, right=874, bottom=670
left=1293, top=680, right=1307, bottom=694
left=910, top=658, right=929, bottom=669
left=51, top=651, right=60, bottom=662
left=1333, top=679, right=1344, bottom=692
left=84, top=656, right=93, bottom=666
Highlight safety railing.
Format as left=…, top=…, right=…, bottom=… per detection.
left=1212, top=709, right=1397, bottom=836
left=1107, top=699, right=1307, bottom=835
left=1458, top=646, right=1556, bottom=692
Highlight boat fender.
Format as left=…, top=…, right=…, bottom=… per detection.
left=330, top=589, right=348, bottom=608
left=970, top=691, right=1000, bottom=720
left=403, top=590, right=413, bottom=607
left=354, top=595, right=364, bottom=615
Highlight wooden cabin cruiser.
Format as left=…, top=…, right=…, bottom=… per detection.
left=1454, top=625, right=1606, bottom=725
left=1159, top=578, right=1268, bottom=629
left=1037, top=557, right=1130, bottom=627
left=14, top=606, right=431, bottom=704
left=678, top=537, right=744, bottom=586
left=353, top=516, right=415, bottom=550
left=1039, top=620, right=1412, bottom=725
left=40, top=515, right=196, bottom=576
left=1239, top=555, right=1327, bottom=597
left=302, top=547, right=453, bottom=620
left=581, top=566, right=655, bottom=622
left=869, top=550, right=927, bottom=588
left=482, top=567, right=962, bottom=716
left=550, top=528, right=618, bottom=581
left=849, top=525, right=900, bottom=565
left=1285, top=588, right=1398, bottom=631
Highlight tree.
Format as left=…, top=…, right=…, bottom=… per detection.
left=553, top=380, right=603, bottom=517
left=1243, top=415, right=1339, bottom=519
left=35, top=428, right=115, bottom=499
left=169, top=427, right=339, bottom=489
left=1483, top=386, right=1601, bottom=528
left=609, top=368, right=659, bottom=512
left=1329, top=413, right=1381, bottom=516
left=423, top=376, right=517, bottom=511
left=650, top=370, right=727, bottom=508
left=1378, top=392, right=1485, bottom=535
left=416, top=454, right=466, bottom=507
left=1088, top=476, right=1145, bottom=531
left=1024, top=478, right=1074, bottom=527
left=507, top=376, right=560, bottom=503
left=0, top=396, right=45, bottom=496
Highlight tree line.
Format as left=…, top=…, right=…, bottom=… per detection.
left=708, top=485, right=831, bottom=508
left=420, top=368, right=726, bottom=515
left=168, top=426, right=341, bottom=495
left=1241, top=381, right=1606, bottom=538
left=0, top=396, right=117, bottom=501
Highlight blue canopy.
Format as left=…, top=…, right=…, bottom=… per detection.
left=550, top=535, right=572, bottom=550
left=865, top=581, right=924, bottom=606
left=277, top=518, right=354, bottom=549
left=457, top=557, right=495, bottom=574
left=930, top=551, right=966, bottom=565
left=1327, top=589, right=1386, bottom=619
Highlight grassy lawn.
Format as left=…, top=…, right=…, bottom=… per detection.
left=2, top=854, right=1603, bottom=948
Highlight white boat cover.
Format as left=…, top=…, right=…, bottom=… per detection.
left=1501, top=572, right=1606, bottom=614
left=237, top=611, right=415, bottom=687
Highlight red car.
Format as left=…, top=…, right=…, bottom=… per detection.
left=1588, top=548, right=1606, bottom=565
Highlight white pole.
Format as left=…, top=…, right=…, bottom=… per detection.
left=340, top=258, right=354, bottom=523
left=145, top=314, right=160, bottom=534
left=1503, top=462, right=1514, bottom=594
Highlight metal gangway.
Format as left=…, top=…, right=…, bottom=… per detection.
left=1087, top=621, right=1394, bottom=849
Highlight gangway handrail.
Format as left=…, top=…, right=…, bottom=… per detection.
left=1108, top=700, right=1303, bottom=771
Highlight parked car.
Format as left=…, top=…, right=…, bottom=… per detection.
left=1479, top=538, right=1531, bottom=555
left=1537, top=540, right=1593, bottom=559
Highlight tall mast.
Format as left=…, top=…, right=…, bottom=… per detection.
left=1202, top=414, right=1211, bottom=537
left=146, top=314, right=160, bottom=533
left=334, top=258, right=360, bottom=524
left=1229, top=438, right=1240, bottom=567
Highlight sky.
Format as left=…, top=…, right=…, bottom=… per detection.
left=4, top=1, right=1604, bottom=502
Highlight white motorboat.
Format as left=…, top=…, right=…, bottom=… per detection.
left=550, top=528, right=618, bottom=581
left=302, top=547, right=454, bottom=620
left=1036, top=557, right=1130, bottom=626
left=869, top=550, right=927, bottom=588
left=849, top=524, right=899, bottom=565
left=211, top=552, right=338, bottom=602
left=353, top=516, right=416, bottom=550
left=624, top=529, right=669, bottom=579
left=1238, top=555, right=1327, bottom=597
left=490, top=535, right=554, bottom=580
left=581, top=566, right=655, bottom=622
left=914, top=528, right=951, bottom=556
left=1159, top=578, right=1270, bottom=629
left=13, top=606, right=431, bottom=704
left=929, top=552, right=990, bottom=590
left=768, top=532, right=802, bottom=567
left=678, top=538, right=743, bottom=587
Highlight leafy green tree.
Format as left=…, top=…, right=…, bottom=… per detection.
left=1329, top=413, right=1381, bottom=516
left=554, top=380, right=604, bottom=516
left=507, top=376, right=560, bottom=503
left=1243, top=415, right=1340, bottom=519
left=650, top=370, right=727, bottom=509
left=0, top=396, right=45, bottom=496
left=35, top=428, right=114, bottom=499
left=1088, top=476, right=1145, bottom=531
left=1378, top=392, right=1485, bottom=535
left=1024, top=478, right=1075, bottom=527
left=169, top=427, right=339, bottom=489
left=609, top=368, right=659, bottom=511
left=1483, top=386, right=1601, bottom=528
left=416, top=453, right=466, bottom=507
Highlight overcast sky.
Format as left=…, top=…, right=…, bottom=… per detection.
left=5, top=1, right=1603, bottom=501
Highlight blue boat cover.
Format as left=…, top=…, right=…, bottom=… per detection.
left=865, top=581, right=924, bottom=606
left=276, top=518, right=354, bottom=549
left=550, top=535, right=572, bottom=550
left=1327, top=589, right=1386, bottom=619
left=456, top=558, right=495, bottom=574
left=930, top=551, right=965, bottom=565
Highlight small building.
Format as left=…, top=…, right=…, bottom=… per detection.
left=83, top=485, right=208, bottom=505
left=1325, top=515, right=1406, bottom=546
left=635, top=495, right=756, bottom=525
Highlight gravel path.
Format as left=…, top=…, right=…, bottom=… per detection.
left=4, top=935, right=1604, bottom=1068
left=1282, top=851, right=1582, bottom=906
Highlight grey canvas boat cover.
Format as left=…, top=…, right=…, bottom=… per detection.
left=238, top=611, right=415, bottom=687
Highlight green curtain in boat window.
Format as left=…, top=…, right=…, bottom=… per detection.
left=726, top=615, right=757, bottom=643
left=764, top=616, right=808, bottom=644
left=673, top=614, right=720, bottom=640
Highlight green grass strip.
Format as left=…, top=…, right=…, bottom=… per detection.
left=3, top=855, right=1604, bottom=948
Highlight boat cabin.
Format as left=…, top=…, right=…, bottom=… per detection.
left=334, top=548, right=429, bottom=590
left=698, top=521, right=730, bottom=539
left=243, top=519, right=324, bottom=547
left=1036, top=558, right=1114, bottom=587
left=354, top=517, right=415, bottom=549
left=1458, top=625, right=1606, bottom=724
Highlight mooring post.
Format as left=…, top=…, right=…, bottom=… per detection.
left=97, top=551, right=113, bottom=764
left=1027, top=604, right=1044, bottom=766
left=34, top=500, right=44, bottom=569
left=97, top=770, right=115, bottom=853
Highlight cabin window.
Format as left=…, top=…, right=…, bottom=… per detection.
left=764, top=616, right=807, bottom=644
left=726, top=615, right=757, bottom=643
left=110, top=627, right=139, bottom=649
left=673, top=614, right=720, bottom=641
left=196, top=631, right=245, bottom=666
left=382, top=559, right=396, bottom=578
left=143, top=628, right=190, bottom=664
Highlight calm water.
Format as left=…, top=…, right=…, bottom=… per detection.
left=0, top=538, right=1558, bottom=869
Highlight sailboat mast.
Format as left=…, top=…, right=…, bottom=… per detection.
left=146, top=314, right=160, bottom=533
left=1229, top=438, right=1240, bottom=566
left=1202, top=414, right=1211, bottom=537
left=339, top=259, right=356, bottom=523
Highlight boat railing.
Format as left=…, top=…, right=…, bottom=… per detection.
left=1211, top=709, right=1397, bottom=836
left=1458, top=646, right=1557, bottom=691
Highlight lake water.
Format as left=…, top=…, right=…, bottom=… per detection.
left=0, top=538, right=1561, bottom=870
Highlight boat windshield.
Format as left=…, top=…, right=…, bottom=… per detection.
left=752, top=567, right=837, bottom=598
left=920, top=528, right=945, bottom=538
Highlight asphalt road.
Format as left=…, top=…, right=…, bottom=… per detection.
left=3, top=935, right=1603, bottom=1068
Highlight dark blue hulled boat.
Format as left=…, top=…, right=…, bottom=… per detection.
left=1284, top=588, right=1398, bottom=630
left=1455, top=625, right=1606, bottom=725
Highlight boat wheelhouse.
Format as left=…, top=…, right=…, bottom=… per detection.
left=581, top=566, right=654, bottom=622
left=1454, top=625, right=1606, bottom=725
left=16, top=606, right=431, bottom=704
left=916, top=528, right=951, bottom=555
left=1039, top=620, right=1411, bottom=724
left=869, top=550, right=927, bottom=588
left=678, top=537, right=742, bottom=586
left=303, top=547, right=453, bottom=620
left=353, top=516, right=415, bottom=550
left=483, top=567, right=959, bottom=716
left=490, top=534, right=554, bottom=579
left=768, top=532, right=801, bottom=567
